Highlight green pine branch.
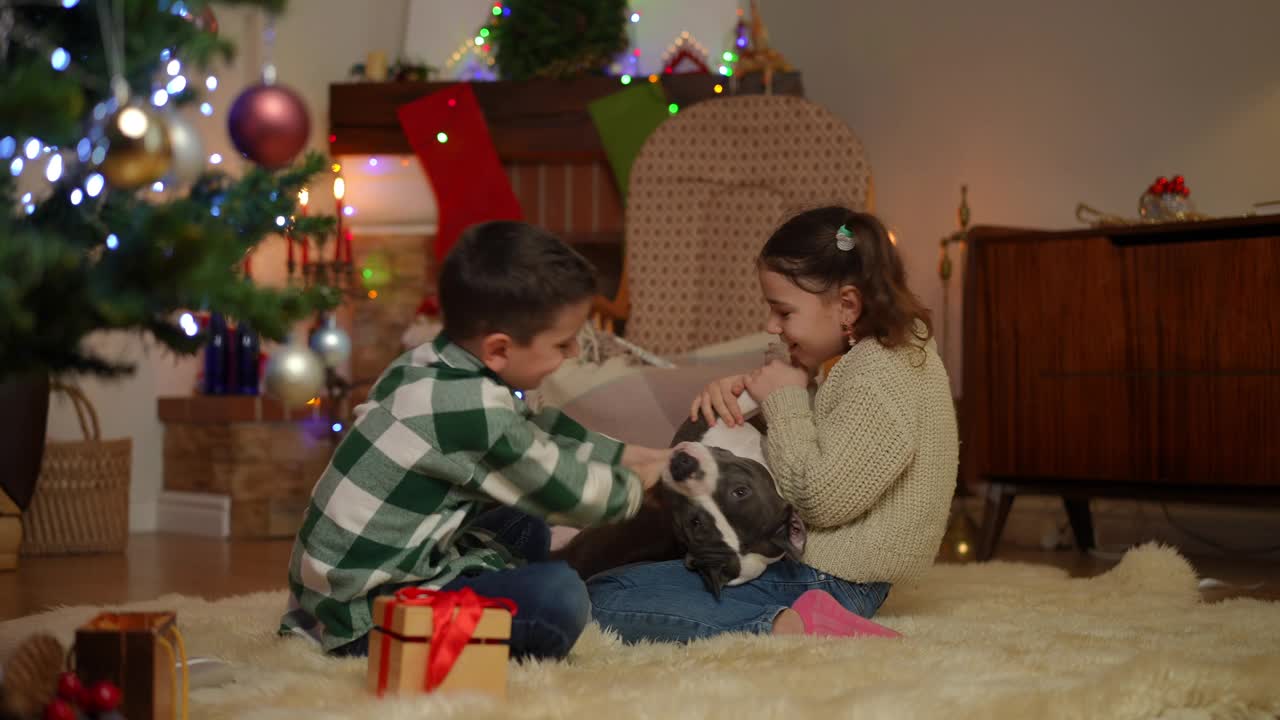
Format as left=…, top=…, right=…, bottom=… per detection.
left=0, top=0, right=342, bottom=383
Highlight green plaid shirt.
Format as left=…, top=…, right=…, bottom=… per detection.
left=279, top=334, right=641, bottom=651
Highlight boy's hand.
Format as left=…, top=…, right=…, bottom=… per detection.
left=744, top=360, right=809, bottom=404
left=621, top=445, right=671, bottom=470
left=690, top=374, right=749, bottom=427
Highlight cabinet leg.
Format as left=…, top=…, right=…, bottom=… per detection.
left=978, top=482, right=1014, bottom=561
left=1062, top=497, right=1095, bottom=553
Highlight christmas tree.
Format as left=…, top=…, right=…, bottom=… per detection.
left=0, top=0, right=338, bottom=382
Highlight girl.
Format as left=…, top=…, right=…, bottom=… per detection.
left=587, top=207, right=959, bottom=642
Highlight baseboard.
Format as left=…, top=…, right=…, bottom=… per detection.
left=156, top=491, right=230, bottom=537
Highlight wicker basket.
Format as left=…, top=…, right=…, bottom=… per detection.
left=21, top=383, right=132, bottom=555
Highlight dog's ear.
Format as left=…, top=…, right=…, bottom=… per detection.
left=695, top=563, right=730, bottom=600
left=771, top=506, right=807, bottom=561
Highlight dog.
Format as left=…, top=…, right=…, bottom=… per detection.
left=551, top=394, right=807, bottom=598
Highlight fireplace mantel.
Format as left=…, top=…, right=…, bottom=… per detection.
left=327, top=73, right=804, bottom=160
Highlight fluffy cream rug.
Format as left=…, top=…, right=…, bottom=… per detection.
left=3, top=544, right=1278, bottom=719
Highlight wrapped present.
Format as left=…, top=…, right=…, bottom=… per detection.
left=74, top=611, right=189, bottom=720
left=368, top=587, right=516, bottom=699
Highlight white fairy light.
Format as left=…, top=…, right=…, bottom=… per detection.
left=45, top=153, right=63, bottom=182
left=85, top=173, right=104, bottom=197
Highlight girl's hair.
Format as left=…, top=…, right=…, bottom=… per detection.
left=758, top=206, right=932, bottom=350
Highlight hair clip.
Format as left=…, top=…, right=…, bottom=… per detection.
left=835, top=224, right=857, bottom=251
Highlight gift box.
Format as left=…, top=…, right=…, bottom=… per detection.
left=367, top=587, right=516, bottom=699
left=74, top=611, right=189, bottom=720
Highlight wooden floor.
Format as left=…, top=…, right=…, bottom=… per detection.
left=2, top=534, right=1278, bottom=622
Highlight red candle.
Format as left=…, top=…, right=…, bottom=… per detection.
left=344, top=228, right=353, bottom=264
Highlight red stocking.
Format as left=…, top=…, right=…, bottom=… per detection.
left=398, top=83, right=524, bottom=264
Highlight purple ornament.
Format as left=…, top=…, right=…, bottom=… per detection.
left=227, top=83, right=311, bottom=169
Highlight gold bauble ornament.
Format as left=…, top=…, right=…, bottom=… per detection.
left=97, top=101, right=172, bottom=189
left=263, top=343, right=326, bottom=407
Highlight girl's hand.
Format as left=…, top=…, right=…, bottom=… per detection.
left=744, top=360, right=810, bottom=404
left=690, top=374, right=749, bottom=427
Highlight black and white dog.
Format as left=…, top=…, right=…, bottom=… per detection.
left=660, top=394, right=807, bottom=597
left=551, top=396, right=807, bottom=597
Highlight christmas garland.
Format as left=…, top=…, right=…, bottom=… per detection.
left=489, top=0, right=629, bottom=81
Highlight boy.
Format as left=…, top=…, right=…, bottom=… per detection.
left=280, top=221, right=671, bottom=660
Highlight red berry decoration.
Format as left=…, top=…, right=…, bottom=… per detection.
left=43, top=698, right=77, bottom=720
left=55, top=671, right=83, bottom=702
left=87, top=680, right=123, bottom=713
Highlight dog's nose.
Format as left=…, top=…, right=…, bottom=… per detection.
left=669, top=451, right=699, bottom=482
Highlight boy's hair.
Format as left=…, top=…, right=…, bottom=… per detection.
left=438, top=221, right=599, bottom=344
left=758, top=206, right=932, bottom=350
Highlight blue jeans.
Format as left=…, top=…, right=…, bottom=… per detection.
left=332, top=507, right=589, bottom=661
left=588, top=559, right=891, bottom=644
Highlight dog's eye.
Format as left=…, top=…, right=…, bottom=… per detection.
left=731, top=486, right=751, bottom=499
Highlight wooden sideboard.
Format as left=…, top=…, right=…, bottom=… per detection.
left=961, top=214, right=1280, bottom=559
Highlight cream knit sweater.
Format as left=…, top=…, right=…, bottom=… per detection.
left=760, top=333, right=958, bottom=584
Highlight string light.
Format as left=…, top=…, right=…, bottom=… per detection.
left=25, top=203, right=35, bottom=215
left=331, top=422, right=344, bottom=433
left=368, top=157, right=378, bottom=167
left=152, top=181, right=165, bottom=192
left=492, top=4, right=502, bottom=15
left=70, top=188, right=83, bottom=205
left=620, top=74, right=632, bottom=85
left=362, top=268, right=373, bottom=279
left=61, top=0, right=80, bottom=7
left=85, top=173, right=104, bottom=197
left=332, top=163, right=342, bottom=172
left=179, top=312, right=199, bottom=337
left=714, top=84, right=724, bottom=94
left=45, top=153, right=63, bottom=182
left=630, top=12, right=640, bottom=22
left=10, top=158, right=23, bottom=176
left=51, top=47, right=70, bottom=71
left=209, top=152, right=222, bottom=164
left=166, top=59, right=181, bottom=76
left=275, top=215, right=287, bottom=227
left=105, top=233, right=119, bottom=250
left=668, top=103, right=679, bottom=114
left=205, top=75, right=218, bottom=91
left=343, top=206, right=355, bottom=216
left=0, top=137, right=13, bottom=157
left=152, top=89, right=169, bottom=107
left=76, top=138, right=91, bottom=161
left=436, top=132, right=448, bottom=143
left=719, top=65, right=732, bottom=76
left=167, top=76, right=187, bottom=94
left=21, top=192, right=31, bottom=203
left=24, top=138, right=41, bottom=159
left=160, top=48, right=172, bottom=62
left=648, top=74, right=658, bottom=83
left=200, top=102, right=213, bottom=116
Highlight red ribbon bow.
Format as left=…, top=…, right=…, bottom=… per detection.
left=376, top=587, right=517, bottom=695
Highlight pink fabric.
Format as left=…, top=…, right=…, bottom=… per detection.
left=790, top=590, right=902, bottom=639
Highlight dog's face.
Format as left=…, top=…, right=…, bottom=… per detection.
left=660, top=441, right=807, bottom=598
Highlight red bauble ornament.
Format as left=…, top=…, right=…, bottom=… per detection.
left=43, top=699, right=77, bottom=720
left=227, top=83, right=311, bottom=169
left=55, top=672, right=82, bottom=702
left=86, top=680, right=122, bottom=712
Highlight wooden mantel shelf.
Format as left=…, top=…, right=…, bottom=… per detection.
left=328, top=72, right=804, bottom=160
